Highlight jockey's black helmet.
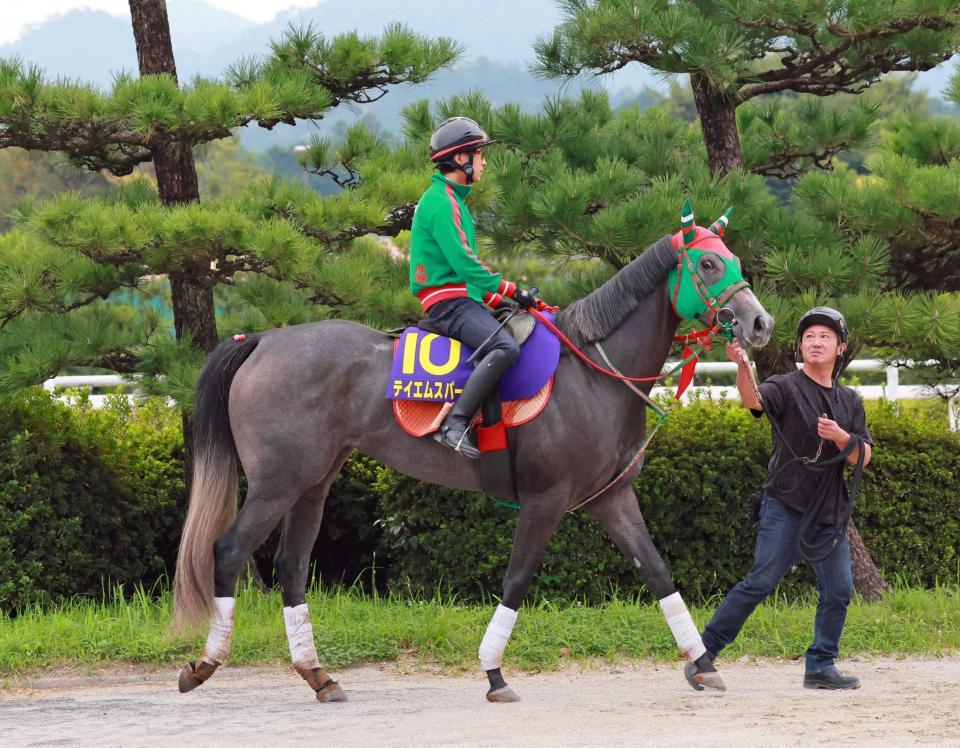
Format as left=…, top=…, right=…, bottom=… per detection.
left=429, top=117, right=496, bottom=162
left=796, top=306, right=848, bottom=345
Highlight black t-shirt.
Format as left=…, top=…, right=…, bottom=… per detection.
left=751, top=369, right=873, bottom=520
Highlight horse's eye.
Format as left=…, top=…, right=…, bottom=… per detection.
left=701, top=259, right=714, bottom=271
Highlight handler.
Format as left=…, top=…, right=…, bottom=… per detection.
left=696, top=306, right=873, bottom=690
left=410, top=116, right=552, bottom=458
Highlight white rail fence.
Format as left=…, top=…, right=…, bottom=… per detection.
left=650, top=359, right=958, bottom=431
left=43, top=359, right=959, bottom=431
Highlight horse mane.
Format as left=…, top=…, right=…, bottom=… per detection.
left=556, top=235, right=677, bottom=347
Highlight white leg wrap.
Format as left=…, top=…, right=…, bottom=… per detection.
left=478, top=604, right=518, bottom=672
left=201, top=596, right=235, bottom=665
left=659, top=592, right=707, bottom=662
left=284, top=603, right=322, bottom=671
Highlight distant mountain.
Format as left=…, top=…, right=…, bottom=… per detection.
left=3, top=11, right=138, bottom=84
left=260, top=0, right=559, bottom=65
left=238, top=55, right=604, bottom=151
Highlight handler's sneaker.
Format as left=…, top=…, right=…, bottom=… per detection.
left=803, top=667, right=861, bottom=690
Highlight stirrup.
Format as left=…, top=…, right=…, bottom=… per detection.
left=434, top=424, right=479, bottom=459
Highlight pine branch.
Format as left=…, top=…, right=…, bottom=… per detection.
left=94, top=347, right=141, bottom=374
left=751, top=149, right=841, bottom=179
left=738, top=15, right=958, bottom=100
left=296, top=60, right=416, bottom=106
left=309, top=164, right=361, bottom=188
left=305, top=287, right=348, bottom=307
left=273, top=202, right=416, bottom=246
left=0, top=125, right=154, bottom=176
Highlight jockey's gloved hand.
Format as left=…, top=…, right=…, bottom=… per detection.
left=512, top=287, right=537, bottom=309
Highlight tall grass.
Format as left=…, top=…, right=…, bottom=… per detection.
left=2, top=581, right=958, bottom=677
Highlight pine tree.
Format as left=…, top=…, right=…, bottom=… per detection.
left=534, top=0, right=960, bottom=175
left=0, top=0, right=458, bottom=476
left=791, top=76, right=960, bottom=391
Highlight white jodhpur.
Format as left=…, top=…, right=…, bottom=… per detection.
left=201, top=596, right=236, bottom=665
left=659, top=591, right=707, bottom=662
left=478, top=603, right=518, bottom=671
left=284, top=603, right=322, bottom=672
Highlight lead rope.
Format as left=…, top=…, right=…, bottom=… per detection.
left=563, top=340, right=688, bottom=514
left=487, top=342, right=673, bottom=514
left=489, top=312, right=732, bottom=513
left=563, top=322, right=736, bottom=513
left=736, top=355, right=864, bottom=562
left=497, top=319, right=733, bottom=514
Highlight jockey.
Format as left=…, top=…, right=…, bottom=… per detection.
left=410, top=116, right=551, bottom=458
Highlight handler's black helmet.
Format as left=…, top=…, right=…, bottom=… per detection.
left=796, top=306, right=848, bottom=345
left=429, top=117, right=496, bottom=162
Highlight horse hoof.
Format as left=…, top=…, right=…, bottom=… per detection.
left=486, top=686, right=520, bottom=703
left=316, top=682, right=348, bottom=703
left=696, top=671, right=726, bottom=691
left=300, top=667, right=348, bottom=703
left=684, top=662, right=726, bottom=692
left=178, top=660, right=219, bottom=693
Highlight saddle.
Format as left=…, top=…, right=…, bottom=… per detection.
left=387, top=311, right=557, bottom=404
left=387, top=311, right=561, bottom=500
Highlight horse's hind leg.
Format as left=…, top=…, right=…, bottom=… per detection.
left=585, top=486, right=726, bottom=692
left=178, top=480, right=306, bottom=694
left=480, top=497, right=566, bottom=703
left=274, top=454, right=350, bottom=703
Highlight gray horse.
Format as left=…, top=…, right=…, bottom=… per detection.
left=173, top=217, right=773, bottom=703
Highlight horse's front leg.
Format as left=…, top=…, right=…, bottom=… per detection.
left=586, top=486, right=726, bottom=691
left=480, top=495, right=566, bottom=703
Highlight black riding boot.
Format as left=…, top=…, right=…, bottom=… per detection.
left=435, top=349, right=514, bottom=459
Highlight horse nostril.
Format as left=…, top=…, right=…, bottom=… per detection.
left=754, top=315, right=765, bottom=333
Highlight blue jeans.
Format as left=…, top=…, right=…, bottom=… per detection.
left=701, top=494, right=853, bottom=673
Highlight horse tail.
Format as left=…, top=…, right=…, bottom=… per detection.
left=171, top=334, right=261, bottom=633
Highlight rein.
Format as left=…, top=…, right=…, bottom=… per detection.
left=495, top=241, right=748, bottom=514
left=528, top=307, right=724, bottom=397
left=523, top=307, right=735, bottom=514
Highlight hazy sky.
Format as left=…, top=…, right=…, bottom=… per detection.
left=0, top=0, right=325, bottom=44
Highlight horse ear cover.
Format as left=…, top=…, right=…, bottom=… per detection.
left=708, top=206, right=734, bottom=237
left=680, top=198, right=697, bottom=249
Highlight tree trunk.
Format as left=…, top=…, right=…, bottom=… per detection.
left=129, top=0, right=218, bottom=493
left=753, top=343, right=796, bottom=382
left=690, top=73, right=743, bottom=176
left=847, top=519, right=889, bottom=602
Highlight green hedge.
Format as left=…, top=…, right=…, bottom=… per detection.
left=373, top=396, right=770, bottom=602
left=0, top=390, right=385, bottom=611
left=853, top=402, right=960, bottom=583
left=0, top=391, right=185, bottom=611
left=373, top=397, right=960, bottom=602
left=2, top=391, right=957, bottom=611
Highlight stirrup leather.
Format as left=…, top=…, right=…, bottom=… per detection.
left=452, top=425, right=474, bottom=453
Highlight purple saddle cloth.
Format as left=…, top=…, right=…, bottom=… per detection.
left=386, top=312, right=560, bottom=402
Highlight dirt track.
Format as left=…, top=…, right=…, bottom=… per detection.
left=3, top=657, right=959, bottom=746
